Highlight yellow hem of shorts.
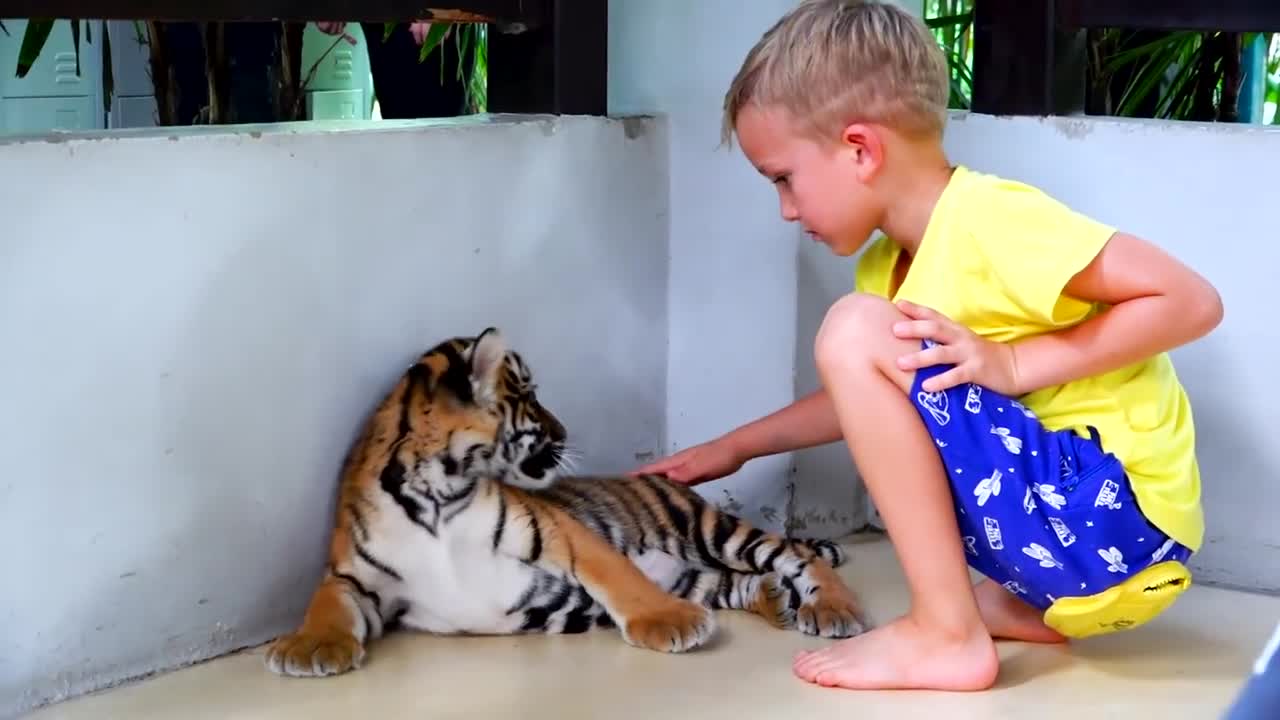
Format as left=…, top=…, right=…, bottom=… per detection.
left=1043, top=561, right=1193, bottom=639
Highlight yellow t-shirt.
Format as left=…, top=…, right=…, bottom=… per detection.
left=855, top=165, right=1203, bottom=552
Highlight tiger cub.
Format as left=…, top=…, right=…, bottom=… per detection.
left=266, top=328, right=870, bottom=677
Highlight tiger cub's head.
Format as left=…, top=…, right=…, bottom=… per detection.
left=415, top=327, right=567, bottom=490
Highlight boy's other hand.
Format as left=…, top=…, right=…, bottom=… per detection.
left=891, top=300, right=1022, bottom=396
left=629, top=439, right=745, bottom=486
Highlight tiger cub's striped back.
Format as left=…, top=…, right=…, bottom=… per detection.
left=265, top=328, right=870, bottom=678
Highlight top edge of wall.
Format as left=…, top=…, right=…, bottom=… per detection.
left=945, top=109, right=1280, bottom=137
left=0, top=112, right=663, bottom=148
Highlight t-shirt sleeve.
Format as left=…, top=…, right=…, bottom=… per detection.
left=965, top=182, right=1117, bottom=327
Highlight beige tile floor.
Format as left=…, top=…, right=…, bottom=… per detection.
left=25, top=534, right=1276, bottom=720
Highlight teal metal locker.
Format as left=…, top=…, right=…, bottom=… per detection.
left=0, top=19, right=104, bottom=133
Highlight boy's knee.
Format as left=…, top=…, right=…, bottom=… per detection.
left=814, top=293, right=912, bottom=378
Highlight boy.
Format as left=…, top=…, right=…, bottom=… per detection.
left=633, top=0, right=1223, bottom=692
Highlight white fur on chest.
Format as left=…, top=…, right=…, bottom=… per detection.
left=358, top=490, right=698, bottom=636
left=363, top=492, right=540, bottom=635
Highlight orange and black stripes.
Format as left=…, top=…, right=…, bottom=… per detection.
left=266, top=328, right=869, bottom=678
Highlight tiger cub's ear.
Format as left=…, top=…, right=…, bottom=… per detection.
left=469, top=327, right=506, bottom=406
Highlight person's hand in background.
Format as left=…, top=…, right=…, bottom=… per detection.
left=314, top=21, right=357, bottom=45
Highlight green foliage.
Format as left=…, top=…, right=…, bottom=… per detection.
left=418, top=22, right=449, bottom=62
left=1089, top=30, right=1267, bottom=122
left=925, top=0, right=974, bottom=109
left=453, top=23, right=487, bottom=113
left=11, top=18, right=489, bottom=118
left=1267, top=35, right=1280, bottom=122
left=15, top=19, right=55, bottom=78
left=381, top=21, right=488, bottom=113
left=924, top=1, right=1278, bottom=124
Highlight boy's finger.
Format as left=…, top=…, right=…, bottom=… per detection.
left=897, top=343, right=952, bottom=371
left=893, top=319, right=957, bottom=344
left=893, top=319, right=931, bottom=338
left=921, top=366, right=967, bottom=393
left=630, top=457, right=679, bottom=475
left=896, top=299, right=937, bottom=319
left=663, top=469, right=699, bottom=485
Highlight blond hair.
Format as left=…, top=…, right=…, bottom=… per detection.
left=722, top=0, right=950, bottom=146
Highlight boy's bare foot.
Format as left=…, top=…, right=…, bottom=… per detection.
left=974, top=579, right=1067, bottom=644
left=792, top=615, right=999, bottom=691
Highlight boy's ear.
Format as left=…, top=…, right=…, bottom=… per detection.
left=840, top=122, right=884, bottom=182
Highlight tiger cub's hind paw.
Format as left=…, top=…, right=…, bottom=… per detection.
left=803, top=538, right=847, bottom=568
left=622, top=598, right=716, bottom=653
left=750, top=573, right=799, bottom=630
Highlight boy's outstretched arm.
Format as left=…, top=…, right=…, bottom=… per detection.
left=631, top=390, right=842, bottom=485
left=721, top=389, right=844, bottom=460
left=1009, top=231, right=1223, bottom=395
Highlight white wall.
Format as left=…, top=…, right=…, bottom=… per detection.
left=610, top=0, right=827, bottom=535
left=792, top=244, right=867, bottom=534
left=789, top=0, right=924, bottom=538
left=0, top=114, right=670, bottom=717
left=610, top=0, right=923, bottom=538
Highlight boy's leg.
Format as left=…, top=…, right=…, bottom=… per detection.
left=792, top=293, right=999, bottom=691
left=974, top=578, right=1066, bottom=644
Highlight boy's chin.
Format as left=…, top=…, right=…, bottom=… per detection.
left=823, top=236, right=867, bottom=257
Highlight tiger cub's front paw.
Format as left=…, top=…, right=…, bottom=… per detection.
left=621, top=599, right=716, bottom=653
left=797, top=583, right=871, bottom=639
left=265, top=630, right=365, bottom=677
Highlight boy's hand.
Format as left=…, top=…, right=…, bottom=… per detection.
left=892, top=300, right=1021, bottom=396
left=629, top=438, right=745, bottom=486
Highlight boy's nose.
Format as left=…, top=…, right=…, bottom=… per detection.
left=780, top=197, right=799, bottom=221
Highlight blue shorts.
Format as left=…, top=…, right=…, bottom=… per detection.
left=908, top=342, right=1193, bottom=611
